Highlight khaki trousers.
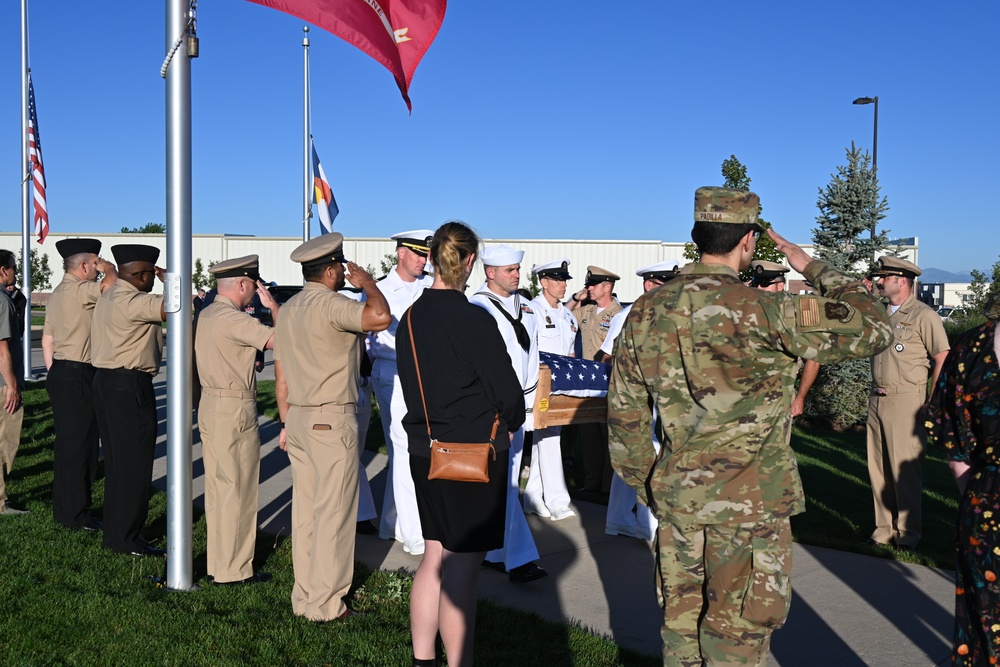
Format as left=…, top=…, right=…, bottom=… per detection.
left=0, top=386, right=24, bottom=512
left=657, top=517, right=792, bottom=667
left=198, top=389, right=261, bottom=582
left=866, top=390, right=926, bottom=547
left=286, top=405, right=359, bottom=621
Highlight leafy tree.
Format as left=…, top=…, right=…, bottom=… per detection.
left=206, top=260, right=219, bottom=289
left=683, top=155, right=784, bottom=280
left=192, top=258, right=215, bottom=291
left=803, top=143, right=891, bottom=430
left=366, top=252, right=397, bottom=279
left=527, top=272, right=541, bottom=298
left=811, top=142, right=890, bottom=277
left=16, top=248, right=52, bottom=291
left=121, top=222, right=166, bottom=234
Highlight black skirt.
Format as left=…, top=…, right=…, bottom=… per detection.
left=410, top=449, right=509, bottom=553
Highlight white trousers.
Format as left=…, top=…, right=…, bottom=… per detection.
left=606, top=473, right=657, bottom=539
left=523, top=426, right=571, bottom=512
left=356, top=382, right=377, bottom=522
left=486, top=427, right=540, bottom=570
left=373, top=360, right=422, bottom=548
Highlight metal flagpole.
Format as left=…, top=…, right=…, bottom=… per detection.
left=20, top=0, right=32, bottom=382
left=164, top=0, right=195, bottom=592
left=303, top=26, right=311, bottom=243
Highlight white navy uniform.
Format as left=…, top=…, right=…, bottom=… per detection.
left=370, top=268, right=434, bottom=553
left=601, top=256, right=679, bottom=540
left=523, top=293, right=577, bottom=517
left=340, top=288, right=378, bottom=525
left=470, top=284, right=541, bottom=570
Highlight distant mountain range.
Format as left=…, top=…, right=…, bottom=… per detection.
left=921, top=268, right=973, bottom=283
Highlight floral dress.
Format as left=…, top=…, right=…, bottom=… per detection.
left=926, top=321, right=1000, bottom=665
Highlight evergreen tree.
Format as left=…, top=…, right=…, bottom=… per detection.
left=804, top=143, right=891, bottom=430
left=811, top=142, right=890, bottom=276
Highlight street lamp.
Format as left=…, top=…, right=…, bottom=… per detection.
left=853, top=96, right=879, bottom=242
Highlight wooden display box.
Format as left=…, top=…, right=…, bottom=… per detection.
left=533, top=362, right=607, bottom=429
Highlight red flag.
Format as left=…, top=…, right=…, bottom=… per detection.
left=248, top=0, right=447, bottom=110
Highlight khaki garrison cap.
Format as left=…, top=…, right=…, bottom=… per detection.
left=872, top=256, right=921, bottom=279
left=585, top=265, right=620, bottom=286
left=210, top=254, right=260, bottom=281
left=391, top=229, right=434, bottom=257
left=636, top=261, right=680, bottom=282
left=56, top=238, right=101, bottom=258
left=693, top=186, right=762, bottom=227
left=290, top=232, right=348, bottom=268
left=532, top=258, right=573, bottom=280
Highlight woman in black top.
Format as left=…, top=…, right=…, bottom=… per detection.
left=396, top=221, right=524, bottom=667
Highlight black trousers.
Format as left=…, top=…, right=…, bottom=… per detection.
left=47, top=360, right=100, bottom=527
left=92, top=368, right=157, bottom=553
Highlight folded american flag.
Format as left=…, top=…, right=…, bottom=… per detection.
left=540, top=352, right=610, bottom=396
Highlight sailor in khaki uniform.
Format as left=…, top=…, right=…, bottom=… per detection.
left=91, top=244, right=166, bottom=556
left=41, top=238, right=117, bottom=530
left=749, top=259, right=789, bottom=292
left=522, top=259, right=578, bottom=522
left=567, top=266, right=622, bottom=492
left=274, top=233, right=390, bottom=621
left=196, top=255, right=279, bottom=584
left=867, top=255, right=950, bottom=549
left=749, top=260, right=821, bottom=416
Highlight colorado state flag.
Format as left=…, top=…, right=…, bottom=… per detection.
left=311, top=141, right=339, bottom=234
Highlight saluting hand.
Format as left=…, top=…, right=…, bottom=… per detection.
left=257, top=281, right=279, bottom=312
left=344, top=262, right=374, bottom=289
left=767, top=228, right=813, bottom=274
left=95, top=258, right=116, bottom=275
left=154, top=266, right=166, bottom=282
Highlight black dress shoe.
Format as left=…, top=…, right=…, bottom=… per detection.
left=859, top=538, right=887, bottom=547
left=216, top=572, right=272, bottom=585
left=129, top=545, right=167, bottom=558
left=481, top=560, right=506, bottom=573
left=508, top=562, right=548, bottom=584
left=81, top=518, right=103, bottom=532
left=356, top=520, right=378, bottom=535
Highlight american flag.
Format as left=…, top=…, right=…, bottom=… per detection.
left=28, top=74, right=48, bottom=244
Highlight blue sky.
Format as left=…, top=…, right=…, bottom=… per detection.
left=2, top=1, right=997, bottom=274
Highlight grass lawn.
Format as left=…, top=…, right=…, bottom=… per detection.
left=0, top=383, right=657, bottom=667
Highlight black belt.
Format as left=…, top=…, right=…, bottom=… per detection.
left=96, top=367, right=150, bottom=377
left=51, top=359, right=93, bottom=371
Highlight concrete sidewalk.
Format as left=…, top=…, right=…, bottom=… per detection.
left=134, top=353, right=955, bottom=666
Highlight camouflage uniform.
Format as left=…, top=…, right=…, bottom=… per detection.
left=608, top=187, right=893, bottom=666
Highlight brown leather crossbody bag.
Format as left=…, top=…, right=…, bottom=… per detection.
left=406, top=308, right=498, bottom=483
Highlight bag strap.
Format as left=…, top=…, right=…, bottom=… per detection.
left=406, top=308, right=433, bottom=439
left=406, top=307, right=499, bottom=443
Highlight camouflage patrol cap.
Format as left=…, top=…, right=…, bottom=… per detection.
left=871, top=256, right=921, bottom=279
left=693, top=186, right=762, bottom=228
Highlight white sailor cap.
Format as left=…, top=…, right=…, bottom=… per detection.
left=480, top=244, right=524, bottom=267
left=635, top=260, right=680, bottom=281
left=390, top=229, right=435, bottom=257
left=531, top=258, right=572, bottom=280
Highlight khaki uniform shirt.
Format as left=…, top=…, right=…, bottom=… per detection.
left=91, top=281, right=164, bottom=374
left=43, top=274, right=103, bottom=363
left=574, top=301, right=623, bottom=361
left=871, top=292, right=950, bottom=389
left=274, top=282, right=366, bottom=407
left=195, top=295, right=273, bottom=392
